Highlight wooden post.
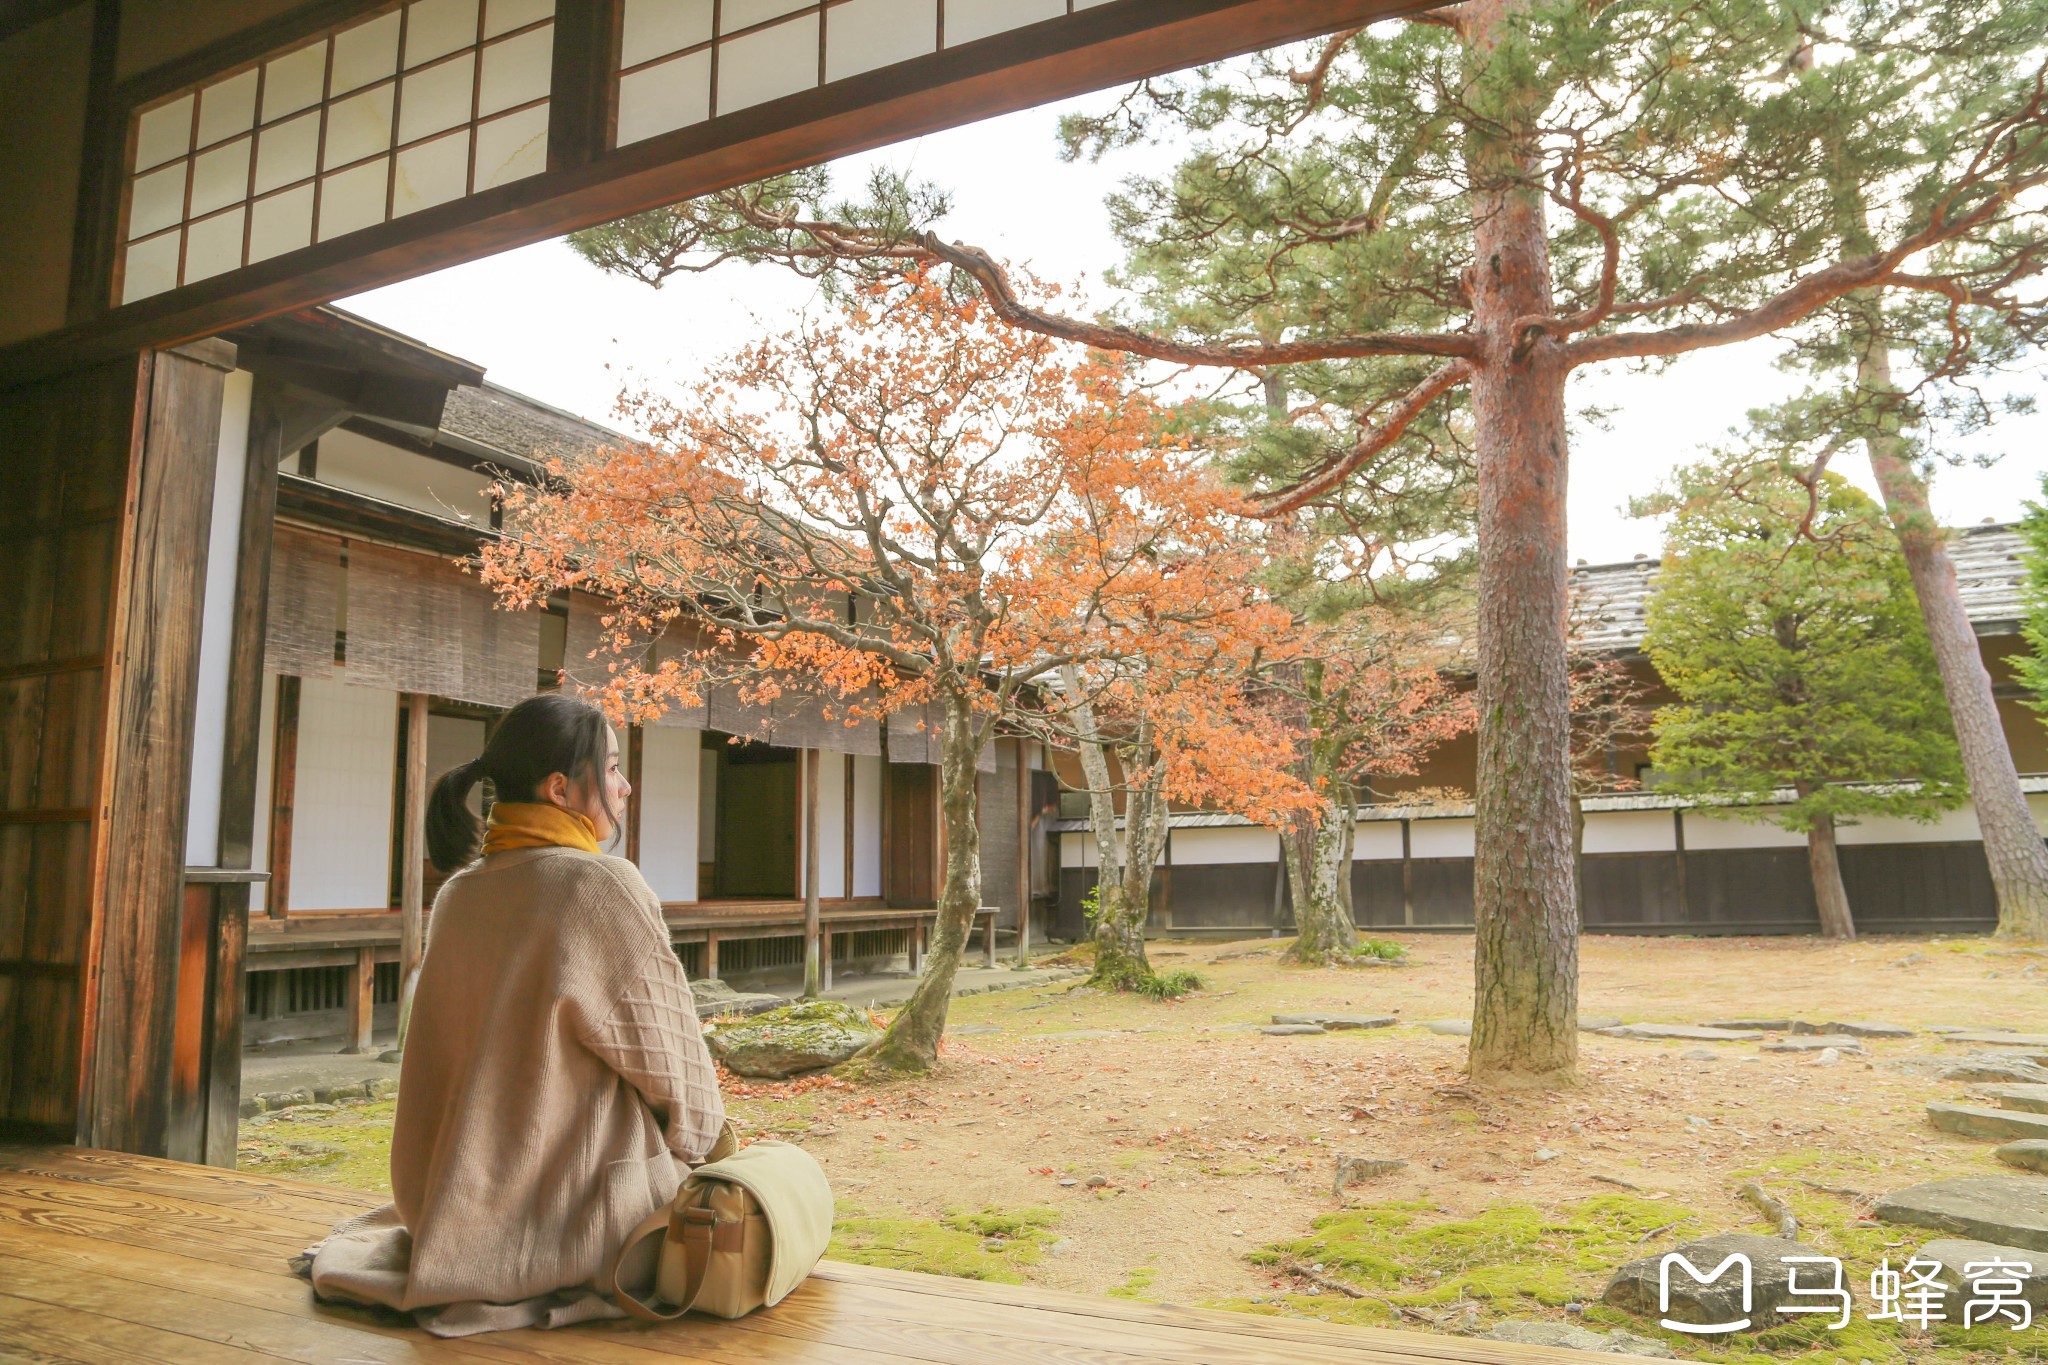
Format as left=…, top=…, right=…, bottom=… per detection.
left=802, top=748, right=822, bottom=997
left=909, top=923, right=923, bottom=975
left=398, top=693, right=429, bottom=996
left=1400, top=818, right=1416, bottom=927
left=266, top=676, right=301, bottom=919
left=703, top=934, right=718, bottom=983
left=344, top=945, right=376, bottom=1054
left=844, top=753, right=856, bottom=901
left=625, top=724, right=643, bottom=864
left=1672, top=806, right=1691, bottom=923
left=821, top=931, right=834, bottom=991
left=1015, top=741, right=1032, bottom=963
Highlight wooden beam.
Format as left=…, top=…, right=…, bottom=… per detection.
left=264, top=677, right=300, bottom=920
left=217, top=382, right=283, bottom=872
left=83, top=346, right=230, bottom=1156
left=342, top=946, right=375, bottom=1056
left=3, top=0, right=1437, bottom=385
left=397, top=694, right=428, bottom=992
left=1400, top=818, right=1415, bottom=928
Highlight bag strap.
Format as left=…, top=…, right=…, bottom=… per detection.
left=609, top=1202, right=723, bottom=1322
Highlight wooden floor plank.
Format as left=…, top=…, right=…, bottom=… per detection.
left=0, top=1144, right=381, bottom=1219
left=0, top=1148, right=1645, bottom=1365
left=0, top=1225, right=921, bottom=1365
left=0, top=1292, right=285, bottom=1364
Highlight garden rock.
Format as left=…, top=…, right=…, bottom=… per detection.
left=1703, top=1018, right=1800, bottom=1032
left=1978, top=1085, right=2048, bottom=1115
left=690, top=978, right=788, bottom=1020
left=1486, top=1321, right=1673, bottom=1357
left=1422, top=1019, right=1471, bottom=1036
left=1912, top=1238, right=2048, bottom=1316
left=1874, top=1177, right=2048, bottom=1253
left=1927, top=1102, right=2048, bottom=1143
left=1597, top=1024, right=1763, bottom=1043
left=1271, top=1012, right=1398, bottom=1030
left=705, top=999, right=878, bottom=1078
left=1937, top=1055, right=2048, bottom=1085
left=1944, top=1032, right=2048, bottom=1049
left=1260, top=1024, right=1327, bottom=1036
left=1759, top=1035, right=1863, bottom=1053
left=1605, top=1233, right=1822, bottom=1330
left=1578, top=1016, right=1625, bottom=1031
left=1995, top=1140, right=2048, bottom=1174
left=1814, top=1020, right=1914, bottom=1039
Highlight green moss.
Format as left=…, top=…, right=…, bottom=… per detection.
left=236, top=1099, right=396, bottom=1194
left=827, top=1205, right=1059, bottom=1283
left=1353, top=939, right=1407, bottom=961
left=1108, top=1263, right=1158, bottom=1300
left=1084, top=953, right=1206, bottom=999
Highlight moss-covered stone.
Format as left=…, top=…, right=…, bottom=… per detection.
left=707, top=999, right=879, bottom=1078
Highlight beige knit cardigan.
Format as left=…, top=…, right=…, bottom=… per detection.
left=299, top=846, right=726, bottom=1336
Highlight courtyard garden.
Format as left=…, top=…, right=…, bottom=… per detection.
left=243, top=932, right=2048, bottom=1361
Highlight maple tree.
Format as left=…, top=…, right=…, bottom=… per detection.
left=477, top=271, right=1293, bottom=1072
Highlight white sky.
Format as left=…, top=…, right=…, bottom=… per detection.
left=343, top=87, right=2045, bottom=565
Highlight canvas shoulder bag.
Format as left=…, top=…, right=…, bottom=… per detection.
left=608, top=1137, right=833, bottom=1321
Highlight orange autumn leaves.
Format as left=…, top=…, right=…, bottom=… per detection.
left=479, top=272, right=1432, bottom=828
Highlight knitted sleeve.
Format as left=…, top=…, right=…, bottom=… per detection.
left=583, top=940, right=727, bottom=1162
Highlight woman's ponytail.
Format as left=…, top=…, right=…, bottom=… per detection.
left=426, top=757, right=488, bottom=872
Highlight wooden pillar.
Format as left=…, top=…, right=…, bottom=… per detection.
left=878, top=757, right=895, bottom=905
left=625, top=724, right=643, bottom=864
left=909, top=923, right=924, bottom=975
left=266, top=676, right=300, bottom=919
left=399, top=693, right=429, bottom=991
left=1672, top=807, right=1691, bottom=923
left=344, top=945, right=376, bottom=1055
left=1015, top=741, right=1032, bottom=963
left=844, top=753, right=856, bottom=902
left=703, top=934, right=719, bottom=983
left=1400, top=818, right=1416, bottom=927
left=802, top=748, right=822, bottom=997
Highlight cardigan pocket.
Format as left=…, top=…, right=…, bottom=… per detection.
left=600, top=1146, right=682, bottom=1265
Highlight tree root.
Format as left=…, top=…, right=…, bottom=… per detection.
left=1736, top=1180, right=1798, bottom=1239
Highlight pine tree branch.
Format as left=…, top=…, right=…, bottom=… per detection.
left=915, top=232, right=1480, bottom=364
left=1255, top=360, right=1472, bottom=516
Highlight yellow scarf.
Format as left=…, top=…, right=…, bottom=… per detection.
left=482, top=801, right=601, bottom=856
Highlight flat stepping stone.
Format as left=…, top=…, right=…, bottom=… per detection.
left=1929, top=1103, right=2048, bottom=1142
left=1578, top=1016, right=1625, bottom=1031
left=1421, top=1019, right=1471, bottom=1037
left=1703, top=1018, right=1802, bottom=1032
left=1940, top=1055, right=2048, bottom=1085
left=1259, top=1024, right=1327, bottom=1036
left=1944, top=1032, right=2048, bottom=1048
left=1760, top=1034, right=1864, bottom=1053
left=1270, top=1012, right=1397, bottom=1030
left=1813, top=1020, right=1914, bottom=1039
left=1996, top=1140, right=2048, bottom=1174
left=945, top=1024, right=1003, bottom=1036
left=1597, top=1024, right=1763, bottom=1043
left=1915, top=1238, right=2048, bottom=1315
left=1875, top=1177, right=2048, bottom=1253
left=1979, top=1085, right=2048, bottom=1115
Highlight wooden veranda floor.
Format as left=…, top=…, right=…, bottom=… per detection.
left=0, top=1146, right=1648, bottom=1363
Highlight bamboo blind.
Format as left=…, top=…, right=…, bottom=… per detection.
left=343, top=541, right=539, bottom=707
left=263, top=526, right=342, bottom=677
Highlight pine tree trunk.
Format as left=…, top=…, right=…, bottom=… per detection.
left=1464, top=0, right=1580, bottom=1088
left=856, top=695, right=981, bottom=1072
left=1805, top=810, right=1856, bottom=941
left=1286, top=797, right=1358, bottom=963
left=1859, top=358, right=2048, bottom=941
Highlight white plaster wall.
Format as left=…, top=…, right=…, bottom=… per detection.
left=184, top=369, right=254, bottom=867
left=313, top=425, right=492, bottom=523
left=1408, top=817, right=1476, bottom=859
left=289, top=676, right=398, bottom=910
left=1352, top=821, right=1404, bottom=862
left=815, top=750, right=848, bottom=898
left=1678, top=809, right=1807, bottom=850
left=639, top=727, right=701, bottom=901
left=1835, top=805, right=1984, bottom=846
left=852, top=754, right=882, bottom=897
left=1171, top=826, right=1279, bottom=865
left=1583, top=808, right=1678, bottom=854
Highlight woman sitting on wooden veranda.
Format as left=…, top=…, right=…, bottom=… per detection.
left=294, top=693, right=730, bottom=1336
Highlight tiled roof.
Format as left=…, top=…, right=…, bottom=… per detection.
left=1568, top=521, right=2027, bottom=652
left=437, top=381, right=630, bottom=466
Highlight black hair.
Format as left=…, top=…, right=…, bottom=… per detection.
left=425, top=692, right=618, bottom=871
